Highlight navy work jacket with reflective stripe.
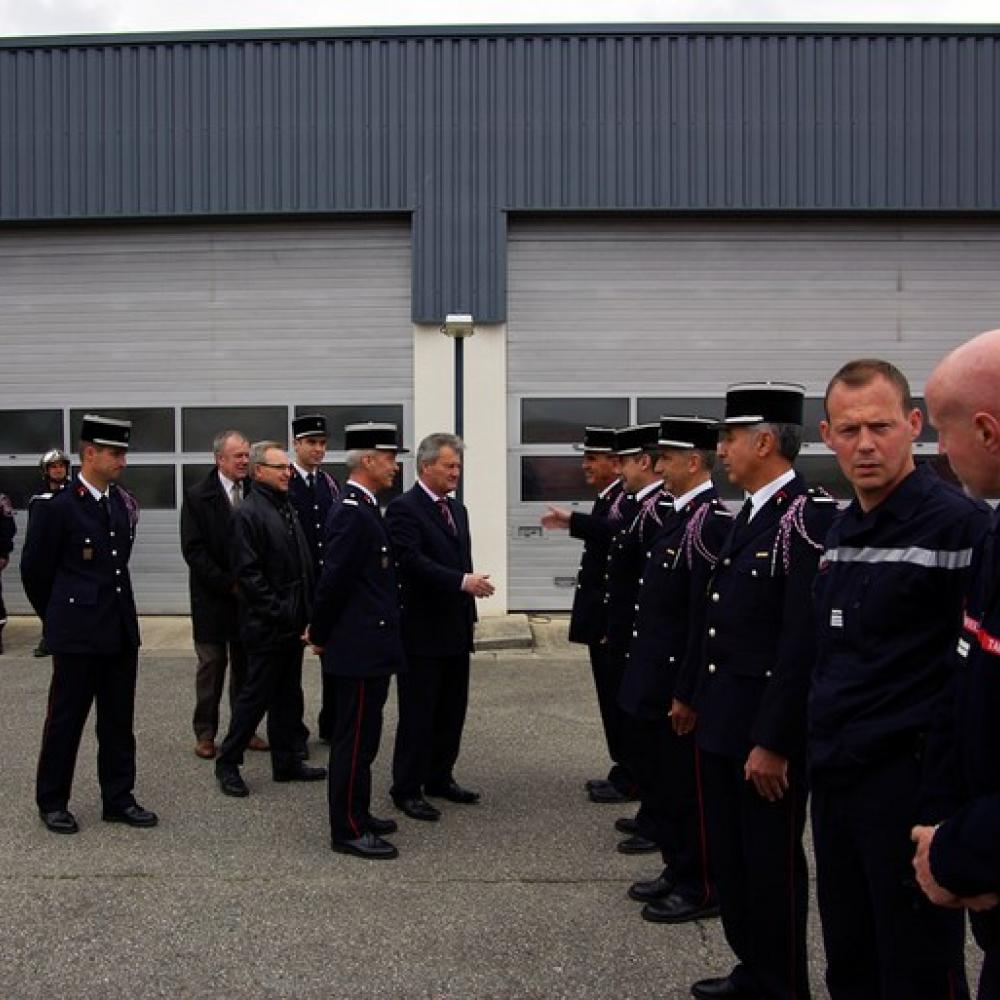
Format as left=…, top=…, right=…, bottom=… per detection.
left=809, top=465, right=990, bottom=774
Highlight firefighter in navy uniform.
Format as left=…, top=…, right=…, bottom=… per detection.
left=619, top=416, right=729, bottom=925
left=809, top=359, right=985, bottom=1000
left=541, top=426, right=632, bottom=801
left=20, top=414, right=157, bottom=835
left=0, top=490, right=14, bottom=655
left=306, top=422, right=408, bottom=860
left=603, top=422, right=668, bottom=835
left=912, top=329, right=1000, bottom=1000
left=690, top=383, right=836, bottom=1000
left=288, top=413, right=341, bottom=745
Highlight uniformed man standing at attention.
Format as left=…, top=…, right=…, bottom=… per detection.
left=809, top=359, right=985, bottom=1000
left=21, top=414, right=157, bottom=835
left=602, top=423, right=667, bottom=834
left=619, top=416, right=728, bottom=925
left=306, top=423, right=407, bottom=860
left=288, top=414, right=341, bottom=747
left=912, top=330, right=1000, bottom=1000
left=0, top=489, right=14, bottom=655
left=541, top=427, right=632, bottom=802
left=691, top=383, right=836, bottom=1000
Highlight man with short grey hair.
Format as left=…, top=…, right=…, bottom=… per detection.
left=386, top=432, right=494, bottom=822
left=180, top=430, right=267, bottom=760
left=214, top=441, right=325, bottom=797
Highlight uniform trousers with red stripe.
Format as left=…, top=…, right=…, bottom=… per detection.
left=627, top=717, right=714, bottom=905
left=811, top=751, right=970, bottom=1000
left=328, top=674, right=391, bottom=841
left=700, top=750, right=811, bottom=1000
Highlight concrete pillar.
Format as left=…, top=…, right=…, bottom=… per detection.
left=411, top=321, right=508, bottom=615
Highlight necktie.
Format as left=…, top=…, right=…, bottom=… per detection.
left=733, top=498, right=753, bottom=531
left=231, top=482, right=242, bottom=507
left=437, top=498, right=457, bottom=536
left=306, top=472, right=315, bottom=490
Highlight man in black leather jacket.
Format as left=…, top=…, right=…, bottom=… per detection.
left=214, top=441, right=326, bottom=797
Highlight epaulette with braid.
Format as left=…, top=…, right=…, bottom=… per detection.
left=680, top=501, right=726, bottom=570
left=772, top=487, right=833, bottom=574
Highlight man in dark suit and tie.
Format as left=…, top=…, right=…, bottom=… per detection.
left=180, top=430, right=267, bottom=760
left=386, top=432, right=494, bottom=822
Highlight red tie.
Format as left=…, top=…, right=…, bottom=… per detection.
left=437, top=498, right=457, bottom=536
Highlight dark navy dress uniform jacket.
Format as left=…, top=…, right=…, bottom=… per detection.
left=20, top=476, right=140, bottom=654
left=928, top=506, right=1000, bottom=953
left=288, top=467, right=340, bottom=576
left=620, top=489, right=732, bottom=720
left=309, top=484, right=405, bottom=679
left=810, top=465, right=990, bottom=774
left=385, top=484, right=476, bottom=658
left=604, top=486, right=664, bottom=656
left=694, top=474, right=836, bottom=762
left=567, top=479, right=625, bottom=645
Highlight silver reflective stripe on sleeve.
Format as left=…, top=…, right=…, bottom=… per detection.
left=822, top=546, right=974, bottom=570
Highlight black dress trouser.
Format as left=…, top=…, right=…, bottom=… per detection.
left=217, top=639, right=304, bottom=776
left=589, top=641, right=634, bottom=791
left=391, top=652, right=470, bottom=799
left=328, top=674, right=391, bottom=842
left=700, top=749, right=811, bottom=1000
left=36, top=649, right=138, bottom=813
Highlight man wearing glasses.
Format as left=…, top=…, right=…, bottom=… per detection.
left=214, top=441, right=326, bottom=797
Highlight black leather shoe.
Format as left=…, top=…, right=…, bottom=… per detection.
left=615, top=815, right=639, bottom=835
left=617, top=833, right=659, bottom=854
left=367, top=815, right=398, bottom=835
left=33, top=640, right=51, bottom=658
left=392, top=795, right=441, bottom=821
left=691, top=975, right=757, bottom=999
left=589, top=783, right=637, bottom=804
left=425, top=780, right=480, bottom=804
left=331, top=832, right=399, bottom=860
left=642, top=893, right=720, bottom=924
left=273, top=764, right=326, bottom=782
left=40, top=809, right=79, bottom=834
left=628, top=869, right=675, bottom=902
left=103, top=803, right=158, bottom=827
left=216, top=768, right=250, bottom=797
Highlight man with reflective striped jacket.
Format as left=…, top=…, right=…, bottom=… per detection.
left=810, top=359, right=990, bottom=1000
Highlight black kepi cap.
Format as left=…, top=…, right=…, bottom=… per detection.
left=80, top=413, right=131, bottom=449
left=344, top=422, right=409, bottom=453
left=292, top=413, right=328, bottom=439
left=573, top=426, right=617, bottom=453
left=614, top=423, right=660, bottom=456
left=658, top=416, right=719, bottom=451
left=723, top=382, right=805, bottom=426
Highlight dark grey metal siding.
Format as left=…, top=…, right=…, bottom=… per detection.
left=1, top=26, right=998, bottom=321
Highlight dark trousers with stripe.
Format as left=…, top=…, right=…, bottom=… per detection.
left=628, top=716, right=714, bottom=903
left=36, top=649, right=138, bottom=813
left=328, top=674, right=391, bottom=841
left=701, top=750, right=811, bottom=1000
left=217, top=640, right=303, bottom=775
left=811, top=753, right=970, bottom=1000
left=590, top=642, right=633, bottom=791
left=391, top=652, right=470, bottom=799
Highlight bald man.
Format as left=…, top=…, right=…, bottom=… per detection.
left=914, top=328, right=1000, bottom=1000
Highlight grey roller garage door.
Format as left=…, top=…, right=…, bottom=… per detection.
left=507, top=216, right=1000, bottom=611
left=0, top=219, right=412, bottom=615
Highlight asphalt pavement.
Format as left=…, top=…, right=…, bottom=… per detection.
left=0, top=616, right=979, bottom=999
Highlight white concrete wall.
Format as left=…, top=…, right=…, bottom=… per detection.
left=412, top=322, right=508, bottom=615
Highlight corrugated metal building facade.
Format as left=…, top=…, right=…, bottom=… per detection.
left=1, top=24, right=999, bottom=612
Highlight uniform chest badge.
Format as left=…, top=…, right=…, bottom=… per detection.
left=82, top=547, right=94, bottom=561
left=830, top=609, right=843, bottom=628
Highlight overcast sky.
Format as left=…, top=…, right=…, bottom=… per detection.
left=0, top=0, right=996, bottom=39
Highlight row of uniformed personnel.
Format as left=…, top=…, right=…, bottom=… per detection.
left=547, top=365, right=998, bottom=1000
